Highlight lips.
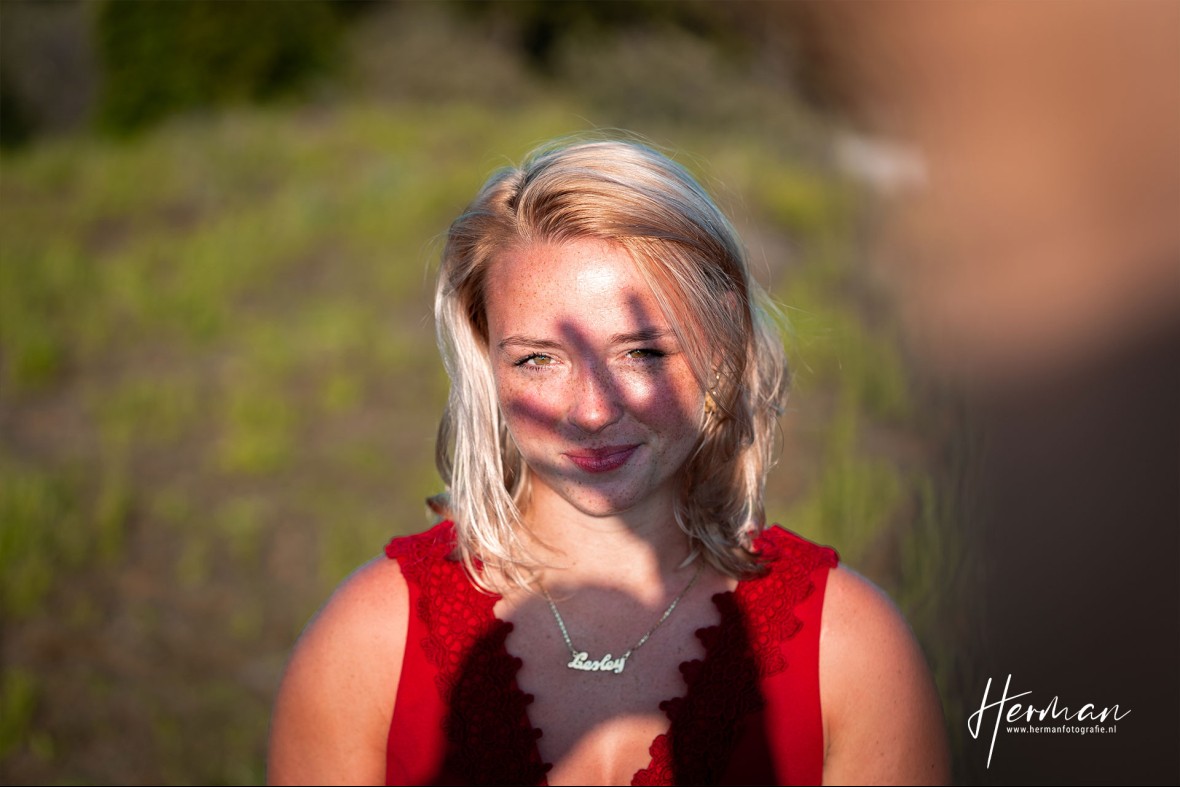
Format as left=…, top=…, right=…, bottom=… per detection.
left=564, top=444, right=639, bottom=473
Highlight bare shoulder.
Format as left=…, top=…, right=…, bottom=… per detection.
left=820, top=565, right=950, bottom=785
left=268, top=555, right=409, bottom=786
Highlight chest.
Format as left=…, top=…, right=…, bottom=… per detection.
left=385, top=548, right=830, bottom=786
left=496, top=588, right=721, bottom=785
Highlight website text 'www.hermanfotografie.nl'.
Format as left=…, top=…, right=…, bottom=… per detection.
left=1005, top=723, right=1119, bottom=735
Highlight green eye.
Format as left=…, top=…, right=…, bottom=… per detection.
left=516, top=353, right=554, bottom=367
left=627, top=349, right=665, bottom=360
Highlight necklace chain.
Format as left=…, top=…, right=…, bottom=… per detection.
left=539, top=562, right=704, bottom=675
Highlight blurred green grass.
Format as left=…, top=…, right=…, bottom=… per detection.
left=0, top=13, right=952, bottom=782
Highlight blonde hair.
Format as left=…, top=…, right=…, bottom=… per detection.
left=433, top=137, right=789, bottom=589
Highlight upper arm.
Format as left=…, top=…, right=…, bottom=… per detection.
left=819, top=565, right=950, bottom=785
left=268, top=555, right=409, bottom=786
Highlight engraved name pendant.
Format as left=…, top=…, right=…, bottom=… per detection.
left=567, top=650, right=629, bottom=675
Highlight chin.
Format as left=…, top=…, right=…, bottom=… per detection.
left=561, top=488, right=651, bottom=519
left=529, top=467, right=674, bottom=520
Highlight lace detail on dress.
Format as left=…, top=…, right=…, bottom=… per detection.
left=633, top=526, right=838, bottom=785
left=385, top=522, right=550, bottom=785
left=385, top=523, right=493, bottom=698
left=735, top=526, right=838, bottom=678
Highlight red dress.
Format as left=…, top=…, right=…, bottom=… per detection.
left=384, top=521, right=838, bottom=786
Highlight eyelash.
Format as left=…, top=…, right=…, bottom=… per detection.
left=514, top=353, right=554, bottom=367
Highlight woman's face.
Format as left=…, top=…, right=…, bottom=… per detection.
left=484, top=238, right=705, bottom=520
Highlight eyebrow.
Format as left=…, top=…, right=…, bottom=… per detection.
left=496, top=328, right=673, bottom=352
left=497, top=336, right=564, bottom=352
left=609, top=327, right=674, bottom=345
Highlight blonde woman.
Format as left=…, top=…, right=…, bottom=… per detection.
left=269, top=138, right=949, bottom=785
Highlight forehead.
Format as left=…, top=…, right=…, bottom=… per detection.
left=484, top=239, right=669, bottom=337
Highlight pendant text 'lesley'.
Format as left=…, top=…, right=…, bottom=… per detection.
left=567, top=651, right=628, bottom=674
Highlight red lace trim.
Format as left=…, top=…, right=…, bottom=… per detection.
left=385, top=522, right=550, bottom=784
left=633, top=527, right=837, bottom=784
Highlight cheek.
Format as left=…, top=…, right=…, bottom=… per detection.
left=621, top=369, right=703, bottom=434
left=496, top=377, right=565, bottom=436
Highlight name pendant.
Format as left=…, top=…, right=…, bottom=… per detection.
left=567, top=650, right=629, bottom=675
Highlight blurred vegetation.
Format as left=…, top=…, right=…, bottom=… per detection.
left=0, top=3, right=959, bottom=784
left=456, top=0, right=751, bottom=70
left=94, top=0, right=340, bottom=135
left=0, top=70, right=34, bottom=150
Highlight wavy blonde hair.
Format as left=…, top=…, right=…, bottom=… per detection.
left=433, top=137, right=789, bottom=590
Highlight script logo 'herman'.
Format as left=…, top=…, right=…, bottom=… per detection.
left=968, top=674, right=1131, bottom=768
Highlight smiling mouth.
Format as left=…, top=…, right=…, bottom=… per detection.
left=564, top=445, right=639, bottom=473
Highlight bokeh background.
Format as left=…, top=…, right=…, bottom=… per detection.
left=2, top=2, right=1176, bottom=785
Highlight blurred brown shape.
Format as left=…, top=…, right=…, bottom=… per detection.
left=783, top=0, right=1180, bottom=385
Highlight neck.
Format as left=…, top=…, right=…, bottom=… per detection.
left=520, top=487, right=693, bottom=600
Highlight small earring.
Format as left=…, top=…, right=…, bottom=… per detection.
left=704, top=371, right=720, bottom=416
left=704, top=389, right=717, bottom=416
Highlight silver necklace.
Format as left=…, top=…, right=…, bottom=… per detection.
left=539, top=562, right=704, bottom=675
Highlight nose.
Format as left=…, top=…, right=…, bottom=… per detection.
left=566, top=363, right=624, bottom=434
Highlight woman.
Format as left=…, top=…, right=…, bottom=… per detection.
left=268, top=138, right=949, bottom=785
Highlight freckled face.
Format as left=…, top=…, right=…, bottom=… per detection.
left=484, top=239, right=705, bottom=519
